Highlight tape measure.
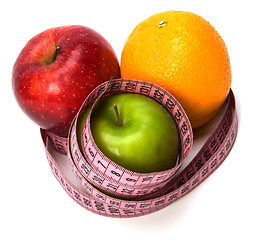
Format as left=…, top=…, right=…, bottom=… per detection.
left=40, top=78, right=238, bottom=218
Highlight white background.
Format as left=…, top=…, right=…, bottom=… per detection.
left=1, top=0, right=253, bottom=239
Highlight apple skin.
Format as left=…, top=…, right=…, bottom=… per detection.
left=88, top=93, right=180, bottom=173
left=12, top=25, right=120, bottom=137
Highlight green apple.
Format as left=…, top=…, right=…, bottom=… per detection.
left=78, top=93, right=179, bottom=173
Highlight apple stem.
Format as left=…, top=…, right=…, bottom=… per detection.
left=52, top=45, right=60, bottom=63
left=113, top=103, right=122, bottom=127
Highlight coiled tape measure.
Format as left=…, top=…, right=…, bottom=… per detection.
left=40, top=78, right=238, bottom=218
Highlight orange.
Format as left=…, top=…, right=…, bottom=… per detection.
left=120, top=11, right=231, bottom=128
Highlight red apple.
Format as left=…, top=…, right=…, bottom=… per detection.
left=12, top=25, right=120, bottom=137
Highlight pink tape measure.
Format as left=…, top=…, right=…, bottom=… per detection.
left=40, top=78, right=238, bottom=218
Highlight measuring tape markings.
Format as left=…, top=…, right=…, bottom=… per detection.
left=40, top=79, right=237, bottom=218
left=168, top=95, right=235, bottom=193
